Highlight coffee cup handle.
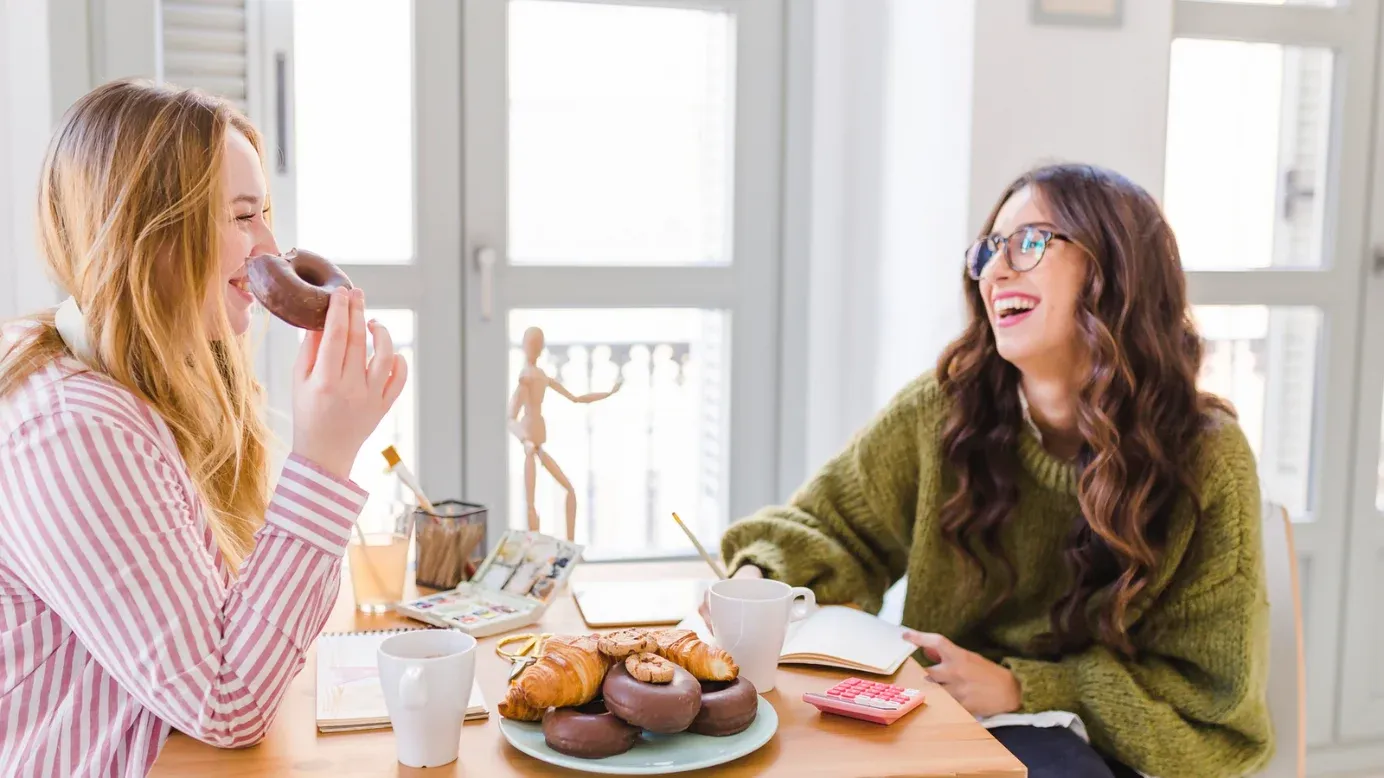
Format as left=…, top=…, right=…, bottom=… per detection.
left=787, top=586, right=817, bottom=622
left=400, top=665, right=427, bottom=710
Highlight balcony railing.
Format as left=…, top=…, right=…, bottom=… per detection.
left=508, top=338, right=726, bottom=560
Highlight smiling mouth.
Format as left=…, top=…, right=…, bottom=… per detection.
left=994, top=295, right=1039, bottom=321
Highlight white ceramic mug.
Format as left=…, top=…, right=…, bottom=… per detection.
left=707, top=578, right=816, bottom=693
left=377, top=630, right=478, bottom=769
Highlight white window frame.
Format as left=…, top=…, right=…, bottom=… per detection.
left=459, top=0, right=785, bottom=558
left=1172, top=0, right=1380, bottom=748
left=250, top=1, right=466, bottom=503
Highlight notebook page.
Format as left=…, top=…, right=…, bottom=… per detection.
left=317, top=632, right=396, bottom=726
left=317, top=631, right=486, bottom=728
left=675, top=606, right=917, bottom=673
left=780, top=606, right=916, bottom=672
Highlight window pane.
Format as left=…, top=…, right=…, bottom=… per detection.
left=507, top=309, right=729, bottom=559
left=293, top=0, right=414, bottom=263
left=1194, top=305, right=1320, bottom=518
left=297, top=309, right=417, bottom=533
left=508, top=1, right=735, bottom=266
left=1165, top=41, right=1333, bottom=270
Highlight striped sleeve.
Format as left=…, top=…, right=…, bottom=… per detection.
left=0, top=409, right=367, bottom=748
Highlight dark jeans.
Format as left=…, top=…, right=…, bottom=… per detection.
left=989, top=725, right=1142, bottom=778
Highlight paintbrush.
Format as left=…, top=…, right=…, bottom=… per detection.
left=382, top=445, right=436, bottom=513
left=672, top=512, right=727, bottom=580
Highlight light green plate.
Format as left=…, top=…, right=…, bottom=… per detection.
left=498, top=697, right=779, bottom=775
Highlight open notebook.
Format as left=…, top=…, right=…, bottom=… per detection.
left=315, top=628, right=487, bottom=733
left=678, top=604, right=918, bottom=676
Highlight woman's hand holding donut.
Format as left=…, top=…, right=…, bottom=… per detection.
left=291, top=287, right=408, bottom=480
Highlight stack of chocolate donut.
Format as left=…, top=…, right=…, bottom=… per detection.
left=498, top=627, right=759, bottom=760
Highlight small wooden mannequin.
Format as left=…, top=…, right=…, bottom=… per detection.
left=508, top=326, right=623, bottom=540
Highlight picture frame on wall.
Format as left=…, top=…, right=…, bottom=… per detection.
left=1031, top=0, right=1123, bottom=28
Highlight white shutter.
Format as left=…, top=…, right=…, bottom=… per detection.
left=160, top=0, right=249, bottom=111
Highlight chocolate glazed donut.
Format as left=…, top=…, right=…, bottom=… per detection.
left=246, top=248, right=352, bottom=330
left=601, top=662, right=701, bottom=734
left=688, top=677, right=758, bottom=736
left=542, top=699, right=641, bottom=759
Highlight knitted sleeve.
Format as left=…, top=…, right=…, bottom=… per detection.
left=718, top=374, right=937, bottom=614
left=1001, top=419, right=1274, bottom=778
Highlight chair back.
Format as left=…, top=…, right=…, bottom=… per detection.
left=1258, top=500, right=1305, bottom=778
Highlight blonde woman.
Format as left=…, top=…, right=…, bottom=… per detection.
left=0, top=80, right=407, bottom=776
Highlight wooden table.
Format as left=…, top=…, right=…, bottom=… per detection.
left=153, top=561, right=1026, bottom=777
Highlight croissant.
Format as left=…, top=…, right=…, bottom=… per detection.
left=653, top=629, right=738, bottom=681
left=514, top=634, right=610, bottom=709
left=497, top=682, right=546, bottom=721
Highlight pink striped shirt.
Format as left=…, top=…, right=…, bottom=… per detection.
left=0, top=335, right=368, bottom=777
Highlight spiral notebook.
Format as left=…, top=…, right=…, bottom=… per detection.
left=315, top=628, right=488, bottom=733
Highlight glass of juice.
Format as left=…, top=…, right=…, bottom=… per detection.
left=347, top=505, right=413, bottom=614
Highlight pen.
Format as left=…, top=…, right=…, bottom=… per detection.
left=671, top=512, right=727, bottom=580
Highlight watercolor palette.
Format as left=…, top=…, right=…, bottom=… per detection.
left=393, top=529, right=583, bottom=638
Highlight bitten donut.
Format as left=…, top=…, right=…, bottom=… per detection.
left=688, top=677, right=758, bottom=736
left=601, top=661, right=701, bottom=734
left=245, top=248, right=352, bottom=330
left=542, top=699, right=641, bottom=759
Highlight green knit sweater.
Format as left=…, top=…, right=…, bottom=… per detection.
left=721, top=373, right=1272, bottom=778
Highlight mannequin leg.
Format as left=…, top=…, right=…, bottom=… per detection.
left=524, top=447, right=540, bottom=532
left=537, top=450, right=577, bottom=541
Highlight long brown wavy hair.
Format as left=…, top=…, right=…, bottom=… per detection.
left=935, top=163, right=1231, bottom=656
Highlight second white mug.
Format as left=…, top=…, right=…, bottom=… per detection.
left=377, top=629, right=477, bottom=769
left=707, top=577, right=816, bottom=693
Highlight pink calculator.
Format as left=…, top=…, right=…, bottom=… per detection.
left=802, top=677, right=927, bottom=725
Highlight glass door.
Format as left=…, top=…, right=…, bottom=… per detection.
left=253, top=0, right=465, bottom=534
left=461, top=0, right=784, bottom=560
left=1163, top=0, right=1381, bottom=745
left=1343, top=1, right=1384, bottom=739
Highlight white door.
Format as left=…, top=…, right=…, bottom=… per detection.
left=460, top=0, right=784, bottom=561
left=1162, top=0, right=1379, bottom=747
left=249, top=0, right=466, bottom=534
left=1344, top=4, right=1384, bottom=739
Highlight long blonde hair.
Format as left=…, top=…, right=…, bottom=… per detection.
left=0, top=79, right=272, bottom=571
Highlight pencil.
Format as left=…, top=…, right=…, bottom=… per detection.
left=672, top=512, right=727, bottom=580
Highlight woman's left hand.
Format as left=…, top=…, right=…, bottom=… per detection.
left=904, top=630, right=1021, bottom=718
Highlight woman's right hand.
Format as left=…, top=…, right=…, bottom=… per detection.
left=290, top=287, right=409, bottom=480
left=697, top=564, right=763, bottom=636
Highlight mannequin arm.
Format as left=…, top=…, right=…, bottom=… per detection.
left=507, top=385, right=525, bottom=439
left=548, top=375, right=623, bottom=404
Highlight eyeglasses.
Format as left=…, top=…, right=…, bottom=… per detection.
left=965, top=225, right=1073, bottom=281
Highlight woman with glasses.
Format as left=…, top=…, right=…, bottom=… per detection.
left=714, top=163, right=1271, bottom=778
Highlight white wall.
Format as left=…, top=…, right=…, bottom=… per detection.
left=966, top=0, right=1175, bottom=227
left=803, top=0, right=1177, bottom=447
left=0, top=0, right=65, bottom=319
left=780, top=0, right=894, bottom=485
left=874, top=0, right=976, bottom=408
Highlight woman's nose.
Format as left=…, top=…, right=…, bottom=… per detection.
left=981, top=251, right=1015, bottom=282
left=253, top=221, right=280, bottom=257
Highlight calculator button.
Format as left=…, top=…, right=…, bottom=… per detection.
left=902, top=689, right=919, bottom=697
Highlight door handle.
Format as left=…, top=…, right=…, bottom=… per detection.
left=274, top=52, right=289, bottom=175
left=475, top=246, right=497, bottom=321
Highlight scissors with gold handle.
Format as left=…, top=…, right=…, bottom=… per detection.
left=496, top=632, right=551, bottom=680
